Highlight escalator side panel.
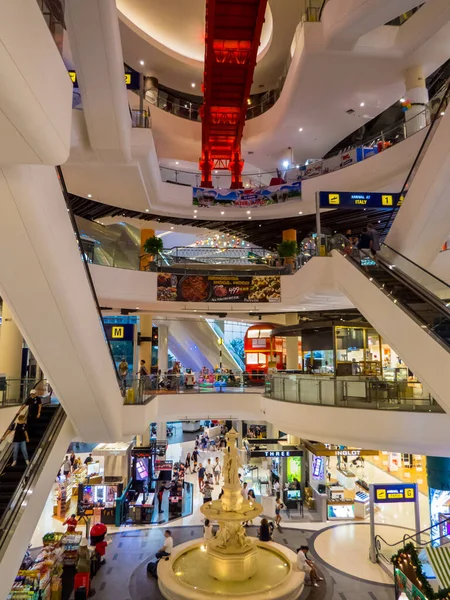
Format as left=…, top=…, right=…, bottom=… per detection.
left=333, top=250, right=450, bottom=414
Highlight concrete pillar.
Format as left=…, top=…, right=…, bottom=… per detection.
left=0, top=302, right=23, bottom=381
left=282, top=229, right=297, bottom=243
left=404, top=66, right=429, bottom=137
left=142, top=425, right=151, bottom=446
left=156, top=421, right=167, bottom=441
left=158, top=324, right=169, bottom=374
left=139, top=314, right=152, bottom=371
left=285, top=313, right=299, bottom=370
left=140, top=228, right=155, bottom=271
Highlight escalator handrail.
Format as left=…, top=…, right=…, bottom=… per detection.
left=56, top=167, right=120, bottom=383
left=382, top=79, right=450, bottom=235
left=383, top=242, right=450, bottom=289
left=336, top=248, right=450, bottom=355
left=0, top=406, right=67, bottom=559
left=374, top=515, right=450, bottom=554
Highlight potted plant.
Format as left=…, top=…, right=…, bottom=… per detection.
left=141, top=235, right=164, bottom=270
left=277, top=240, right=299, bottom=271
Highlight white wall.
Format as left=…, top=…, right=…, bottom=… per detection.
left=0, top=0, right=72, bottom=165
left=0, top=406, right=20, bottom=436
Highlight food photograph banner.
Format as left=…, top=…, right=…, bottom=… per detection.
left=157, top=274, right=281, bottom=303
left=192, top=182, right=301, bottom=208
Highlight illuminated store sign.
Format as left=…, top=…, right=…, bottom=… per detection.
left=373, top=484, right=416, bottom=503
left=319, top=191, right=403, bottom=210
left=336, top=450, right=361, bottom=457
left=251, top=450, right=303, bottom=458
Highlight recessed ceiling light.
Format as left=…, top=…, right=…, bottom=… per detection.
left=175, top=161, right=179, bottom=165
left=259, top=224, right=261, bottom=227
left=220, top=211, right=225, bottom=215
left=247, top=210, right=251, bottom=214
left=298, top=211, right=303, bottom=215
left=214, top=170, right=218, bottom=174
left=139, top=60, right=145, bottom=66
left=145, top=209, right=149, bottom=212
left=191, top=83, right=196, bottom=88
left=193, top=215, right=197, bottom=219
left=136, top=306, right=139, bottom=309
left=194, top=209, right=197, bottom=213
left=299, top=127, right=303, bottom=132
left=87, top=193, right=92, bottom=198
left=248, top=216, right=252, bottom=220
left=171, top=226, right=174, bottom=230
left=400, top=97, right=405, bottom=103
left=441, top=111, right=446, bottom=116
left=295, top=164, right=299, bottom=168
left=360, top=102, right=365, bottom=107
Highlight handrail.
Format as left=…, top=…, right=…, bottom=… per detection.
left=383, top=243, right=450, bottom=290
left=0, top=406, right=67, bottom=560
left=57, top=166, right=120, bottom=383
left=205, top=320, right=246, bottom=371
left=382, top=81, right=450, bottom=235
left=375, top=516, right=450, bottom=557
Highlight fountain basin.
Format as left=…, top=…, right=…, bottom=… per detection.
left=158, top=538, right=305, bottom=600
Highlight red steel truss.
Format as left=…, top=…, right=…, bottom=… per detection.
left=200, top=0, right=268, bottom=188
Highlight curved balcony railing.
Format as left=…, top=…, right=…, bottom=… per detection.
left=265, top=374, right=443, bottom=413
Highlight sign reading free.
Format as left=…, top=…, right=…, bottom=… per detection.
left=373, top=483, right=416, bottom=503
left=319, top=191, right=404, bottom=209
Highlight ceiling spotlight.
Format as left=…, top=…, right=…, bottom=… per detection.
left=136, top=306, right=140, bottom=309
left=214, top=170, right=218, bottom=174
left=298, top=211, right=303, bottom=215
left=175, top=161, right=179, bottom=165
left=220, top=211, right=225, bottom=215
left=298, top=127, right=303, bottom=132
left=145, top=209, right=149, bottom=212
left=441, top=111, right=446, bottom=116
left=87, top=193, right=92, bottom=198
left=248, top=216, right=252, bottom=220
left=295, top=164, right=299, bottom=169
left=282, top=160, right=289, bottom=169
left=194, top=215, right=197, bottom=219
left=171, top=226, right=174, bottom=230
left=191, top=82, right=196, bottom=88
left=247, top=210, right=251, bottom=214
left=139, top=60, right=145, bottom=66
left=400, top=97, right=405, bottom=103
left=194, top=209, right=198, bottom=213
left=360, top=102, right=365, bottom=107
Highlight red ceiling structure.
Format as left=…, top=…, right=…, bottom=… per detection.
left=199, top=0, right=268, bottom=188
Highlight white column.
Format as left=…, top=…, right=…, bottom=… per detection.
left=139, top=314, right=152, bottom=371
left=285, top=313, right=299, bottom=370
left=158, top=324, right=169, bottom=373
left=404, top=66, right=429, bottom=137
left=157, top=421, right=167, bottom=441
left=0, top=302, right=23, bottom=379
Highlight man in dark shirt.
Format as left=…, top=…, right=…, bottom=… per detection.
left=25, top=389, right=42, bottom=434
left=192, top=449, right=199, bottom=473
left=198, top=463, right=206, bottom=491
left=84, top=453, right=93, bottom=465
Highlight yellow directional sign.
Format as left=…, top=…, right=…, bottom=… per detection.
left=382, top=194, right=393, bottom=206
left=328, top=193, right=340, bottom=205
left=112, top=326, right=124, bottom=339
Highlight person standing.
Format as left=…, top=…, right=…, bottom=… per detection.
left=198, top=463, right=206, bottom=491
left=203, top=519, right=214, bottom=540
left=157, top=485, right=165, bottom=514
left=138, top=360, right=149, bottom=399
left=11, top=415, right=30, bottom=466
left=118, top=357, right=129, bottom=393
left=241, top=482, right=249, bottom=500
left=275, top=497, right=283, bottom=526
left=62, top=455, right=71, bottom=479
left=205, top=458, right=214, bottom=480
left=156, top=530, right=173, bottom=560
left=213, top=456, right=221, bottom=485
left=25, top=389, right=41, bottom=435
left=84, top=453, right=94, bottom=465
left=202, top=479, right=213, bottom=504
left=274, top=479, right=281, bottom=500
left=70, top=451, right=76, bottom=470
left=367, top=223, right=380, bottom=256
left=63, top=513, right=78, bottom=533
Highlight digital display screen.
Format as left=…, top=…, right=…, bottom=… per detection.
left=287, top=490, right=301, bottom=500
left=135, top=457, right=149, bottom=481
left=312, top=456, right=325, bottom=480
left=429, top=487, right=450, bottom=546
left=327, top=504, right=354, bottom=519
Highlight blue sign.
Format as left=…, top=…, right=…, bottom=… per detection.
left=104, top=323, right=134, bottom=341
left=319, top=191, right=404, bottom=209
left=373, top=483, right=416, bottom=503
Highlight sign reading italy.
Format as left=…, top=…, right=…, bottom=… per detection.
left=319, top=191, right=404, bottom=209
left=193, top=182, right=302, bottom=208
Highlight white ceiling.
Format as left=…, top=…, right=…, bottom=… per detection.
left=118, top=0, right=303, bottom=94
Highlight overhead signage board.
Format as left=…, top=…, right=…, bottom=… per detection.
left=303, top=441, right=378, bottom=457
left=104, top=323, right=134, bottom=341
left=250, top=450, right=303, bottom=458
left=373, top=484, right=416, bottom=503
left=68, top=68, right=140, bottom=90
left=319, top=191, right=404, bottom=210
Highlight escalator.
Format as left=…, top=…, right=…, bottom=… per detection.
left=0, top=405, right=61, bottom=520
left=331, top=239, right=450, bottom=412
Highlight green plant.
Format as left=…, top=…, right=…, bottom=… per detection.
left=143, top=235, right=163, bottom=256
left=277, top=240, right=299, bottom=258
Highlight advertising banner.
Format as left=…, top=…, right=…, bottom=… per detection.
left=192, top=182, right=301, bottom=208
left=373, top=483, right=416, bottom=503
left=157, top=273, right=281, bottom=303
left=319, top=191, right=403, bottom=209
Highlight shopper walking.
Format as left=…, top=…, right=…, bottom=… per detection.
left=69, top=451, right=76, bottom=470
left=213, top=456, right=221, bottom=485
left=367, top=223, right=380, bottom=256
left=185, top=452, right=192, bottom=473
left=205, top=458, right=214, bottom=480
left=192, top=449, right=199, bottom=473
left=11, top=415, right=30, bottom=466
left=84, top=453, right=93, bottom=465
left=138, top=360, right=149, bottom=399
left=202, top=479, right=213, bottom=504
left=198, top=463, right=206, bottom=491
left=118, top=357, right=129, bottom=393
left=296, top=546, right=323, bottom=587
left=275, top=497, right=283, bottom=526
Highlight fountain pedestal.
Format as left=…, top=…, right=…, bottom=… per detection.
left=208, top=543, right=257, bottom=582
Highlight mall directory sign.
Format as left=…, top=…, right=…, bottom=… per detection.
left=373, top=483, right=416, bottom=503
left=157, top=273, right=281, bottom=303
left=319, top=191, right=403, bottom=209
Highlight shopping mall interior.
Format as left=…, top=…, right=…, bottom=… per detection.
left=1, top=0, right=450, bottom=599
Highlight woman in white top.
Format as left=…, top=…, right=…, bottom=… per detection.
left=296, top=546, right=323, bottom=587
left=203, top=519, right=214, bottom=541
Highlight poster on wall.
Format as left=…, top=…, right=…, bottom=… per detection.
left=192, top=181, right=301, bottom=208
left=157, top=273, right=281, bottom=303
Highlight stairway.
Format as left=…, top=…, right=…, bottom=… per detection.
left=0, top=405, right=59, bottom=521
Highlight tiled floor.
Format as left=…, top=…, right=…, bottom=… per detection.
left=85, top=525, right=394, bottom=600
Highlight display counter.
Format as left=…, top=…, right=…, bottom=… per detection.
left=337, top=468, right=356, bottom=490
left=327, top=501, right=355, bottom=520
left=354, top=491, right=370, bottom=519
